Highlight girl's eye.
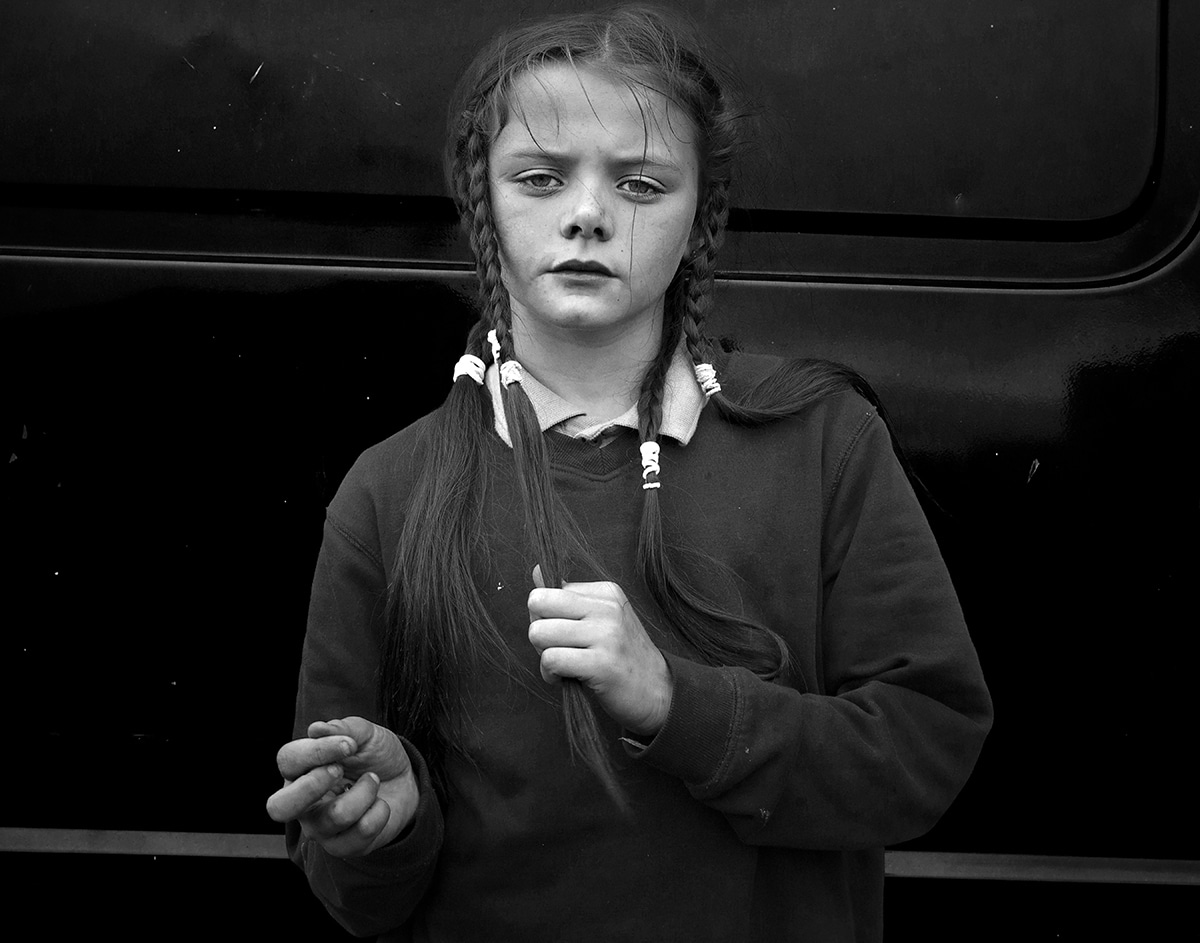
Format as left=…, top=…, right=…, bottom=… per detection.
left=618, top=178, right=664, bottom=200
left=516, top=173, right=561, bottom=192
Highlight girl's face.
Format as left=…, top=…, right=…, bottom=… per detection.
left=488, top=64, right=700, bottom=345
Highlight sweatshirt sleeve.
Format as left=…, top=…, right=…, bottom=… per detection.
left=285, top=505, right=444, bottom=936
left=626, top=407, right=993, bottom=850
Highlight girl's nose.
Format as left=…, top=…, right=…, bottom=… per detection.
left=560, top=184, right=611, bottom=241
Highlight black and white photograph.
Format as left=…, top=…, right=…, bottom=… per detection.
left=1, top=2, right=1196, bottom=940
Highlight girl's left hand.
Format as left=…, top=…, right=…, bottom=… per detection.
left=528, top=564, right=673, bottom=737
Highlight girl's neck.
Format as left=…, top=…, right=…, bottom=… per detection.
left=509, top=311, right=662, bottom=424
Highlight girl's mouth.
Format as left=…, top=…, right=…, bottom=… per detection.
left=551, top=260, right=615, bottom=276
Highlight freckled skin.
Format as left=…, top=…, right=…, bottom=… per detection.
left=488, top=64, right=700, bottom=349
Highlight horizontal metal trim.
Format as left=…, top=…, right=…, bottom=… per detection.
left=0, top=828, right=286, bottom=859
left=886, top=851, right=1199, bottom=885
left=2, top=829, right=1197, bottom=885
left=0, top=185, right=1153, bottom=241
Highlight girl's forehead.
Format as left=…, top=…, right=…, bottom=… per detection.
left=494, top=63, right=699, bottom=167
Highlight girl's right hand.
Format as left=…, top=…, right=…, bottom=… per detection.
left=266, top=716, right=419, bottom=857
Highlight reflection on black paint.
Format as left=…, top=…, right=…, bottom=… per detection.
left=0, top=0, right=1159, bottom=218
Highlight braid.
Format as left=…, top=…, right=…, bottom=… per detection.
left=682, top=180, right=810, bottom=427
left=681, top=181, right=729, bottom=368
left=463, top=126, right=512, bottom=346
left=635, top=314, right=681, bottom=444
left=630, top=180, right=792, bottom=682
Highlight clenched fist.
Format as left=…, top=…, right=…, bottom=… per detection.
left=527, top=565, right=673, bottom=736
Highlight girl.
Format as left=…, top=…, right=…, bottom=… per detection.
left=267, top=6, right=991, bottom=941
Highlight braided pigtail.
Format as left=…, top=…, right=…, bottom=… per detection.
left=678, top=182, right=874, bottom=427
left=633, top=306, right=681, bottom=507
left=629, top=184, right=788, bottom=680
left=679, top=180, right=727, bottom=380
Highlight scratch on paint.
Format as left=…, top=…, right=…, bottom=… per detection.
left=182, top=57, right=196, bottom=71
left=1027, top=458, right=1040, bottom=484
left=311, top=52, right=403, bottom=107
left=250, top=62, right=264, bottom=84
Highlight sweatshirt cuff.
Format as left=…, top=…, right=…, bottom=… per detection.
left=621, top=651, right=739, bottom=790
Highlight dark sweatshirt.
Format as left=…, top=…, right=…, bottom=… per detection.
left=286, top=352, right=993, bottom=942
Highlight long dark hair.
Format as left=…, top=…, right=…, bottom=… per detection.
left=379, top=4, right=885, bottom=806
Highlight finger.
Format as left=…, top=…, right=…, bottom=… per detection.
left=308, top=715, right=376, bottom=746
left=528, top=617, right=596, bottom=653
left=328, top=718, right=412, bottom=782
left=307, top=720, right=344, bottom=739
left=277, top=736, right=355, bottom=780
left=265, top=763, right=343, bottom=823
left=539, top=646, right=602, bottom=685
left=527, top=586, right=600, bottom=621
left=559, top=579, right=625, bottom=602
left=306, top=772, right=381, bottom=839
left=320, top=795, right=392, bottom=858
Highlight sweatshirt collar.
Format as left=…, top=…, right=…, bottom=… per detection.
left=486, top=342, right=706, bottom=447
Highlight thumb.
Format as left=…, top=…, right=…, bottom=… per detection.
left=531, top=564, right=545, bottom=589
left=321, top=716, right=410, bottom=781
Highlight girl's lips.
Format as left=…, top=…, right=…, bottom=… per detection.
left=550, top=261, right=615, bottom=276
left=552, top=270, right=611, bottom=280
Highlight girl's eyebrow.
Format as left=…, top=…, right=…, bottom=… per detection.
left=498, top=147, right=684, bottom=175
left=612, top=155, right=683, bottom=174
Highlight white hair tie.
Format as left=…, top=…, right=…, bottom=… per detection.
left=485, top=328, right=524, bottom=386
left=499, top=360, right=523, bottom=387
left=639, top=441, right=661, bottom=490
left=452, top=354, right=486, bottom=385
left=693, top=362, right=722, bottom=399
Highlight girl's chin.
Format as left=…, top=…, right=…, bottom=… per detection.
left=532, top=310, right=652, bottom=334
left=522, top=299, right=653, bottom=332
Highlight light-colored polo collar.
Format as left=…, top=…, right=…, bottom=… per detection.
left=486, top=342, right=706, bottom=447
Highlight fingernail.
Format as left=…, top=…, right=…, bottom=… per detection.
left=340, top=739, right=354, bottom=756
left=326, top=764, right=341, bottom=777
left=368, top=772, right=380, bottom=785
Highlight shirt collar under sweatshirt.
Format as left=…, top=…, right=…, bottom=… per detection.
left=485, top=341, right=706, bottom=447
